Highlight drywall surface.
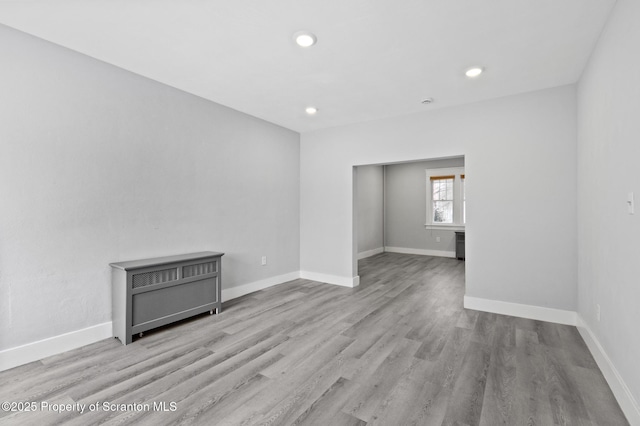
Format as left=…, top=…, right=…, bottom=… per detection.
left=0, top=25, right=300, bottom=350
left=385, top=158, right=464, bottom=254
left=355, top=165, right=384, bottom=255
left=301, top=85, right=577, bottom=310
left=577, top=0, right=640, bottom=410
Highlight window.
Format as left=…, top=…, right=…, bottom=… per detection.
left=431, top=175, right=454, bottom=223
left=426, top=168, right=465, bottom=230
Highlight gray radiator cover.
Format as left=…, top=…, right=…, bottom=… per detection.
left=110, top=251, right=224, bottom=345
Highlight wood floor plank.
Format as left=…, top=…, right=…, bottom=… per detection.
left=218, top=335, right=356, bottom=426
left=569, top=365, right=629, bottom=426
left=288, top=377, right=360, bottom=425
left=366, top=356, right=438, bottom=426
left=555, top=324, right=599, bottom=370
left=425, top=326, right=473, bottom=392
left=244, top=358, right=346, bottom=425
left=539, top=345, right=594, bottom=425
left=456, top=308, right=479, bottom=330
left=341, top=337, right=421, bottom=422
left=441, top=341, right=492, bottom=426
left=413, top=312, right=459, bottom=361
left=195, top=374, right=274, bottom=426
left=471, top=312, right=498, bottom=346
left=72, top=347, right=212, bottom=404
left=478, top=344, right=517, bottom=425
left=260, top=320, right=352, bottom=378
left=340, top=325, right=412, bottom=383
left=513, top=330, right=555, bottom=426
left=111, top=342, right=286, bottom=425
left=0, top=252, right=628, bottom=426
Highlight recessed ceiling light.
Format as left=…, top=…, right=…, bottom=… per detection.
left=421, top=98, right=434, bottom=104
left=294, top=31, right=317, bottom=48
left=305, top=106, right=318, bottom=115
left=465, top=67, right=484, bottom=78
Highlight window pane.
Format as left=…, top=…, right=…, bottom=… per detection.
left=432, top=178, right=454, bottom=201
left=433, top=200, right=453, bottom=223
left=432, top=181, right=441, bottom=200
left=432, top=178, right=454, bottom=223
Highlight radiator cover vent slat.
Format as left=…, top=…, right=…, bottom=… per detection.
left=183, top=261, right=216, bottom=279
left=132, top=268, right=178, bottom=288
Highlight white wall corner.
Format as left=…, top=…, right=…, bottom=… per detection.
left=221, top=271, right=301, bottom=302
left=463, top=295, right=577, bottom=326
left=357, top=247, right=384, bottom=260
left=352, top=275, right=360, bottom=287
left=0, top=322, right=113, bottom=372
left=300, top=271, right=360, bottom=288
left=385, top=246, right=456, bottom=258
left=576, top=315, right=640, bottom=425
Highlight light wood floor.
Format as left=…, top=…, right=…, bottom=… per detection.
left=0, top=253, right=628, bottom=425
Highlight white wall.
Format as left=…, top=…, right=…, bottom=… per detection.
left=385, top=158, right=464, bottom=256
left=301, top=85, right=577, bottom=308
left=355, top=165, right=384, bottom=257
left=0, top=25, right=300, bottom=351
left=577, top=0, right=640, bottom=416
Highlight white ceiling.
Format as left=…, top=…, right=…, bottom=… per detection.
left=0, top=0, right=617, bottom=133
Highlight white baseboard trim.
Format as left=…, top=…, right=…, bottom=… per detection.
left=358, top=247, right=384, bottom=260
left=385, top=246, right=456, bottom=258
left=300, top=271, right=360, bottom=288
left=577, top=316, right=640, bottom=425
left=222, top=271, right=300, bottom=302
left=0, top=272, right=302, bottom=373
left=0, top=322, right=112, bottom=372
left=463, top=295, right=577, bottom=326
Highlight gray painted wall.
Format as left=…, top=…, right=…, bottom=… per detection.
left=577, top=0, right=640, bottom=411
left=0, top=25, right=300, bottom=351
left=356, top=165, right=384, bottom=256
left=301, top=85, right=577, bottom=311
left=385, top=158, right=464, bottom=255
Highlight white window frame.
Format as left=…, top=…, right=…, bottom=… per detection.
left=425, top=167, right=465, bottom=231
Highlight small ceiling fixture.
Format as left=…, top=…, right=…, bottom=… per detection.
left=305, top=106, right=318, bottom=115
left=465, top=67, right=484, bottom=78
left=421, top=98, right=434, bottom=104
left=293, top=31, right=317, bottom=48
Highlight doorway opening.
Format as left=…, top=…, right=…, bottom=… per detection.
left=353, top=155, right=465, bottom=283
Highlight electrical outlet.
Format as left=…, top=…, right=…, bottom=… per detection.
left=261, top=256, right=267, bottom=266
left=436, top=236, right=441, bottom=243
left=596, top=304, right=601, bottom=322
